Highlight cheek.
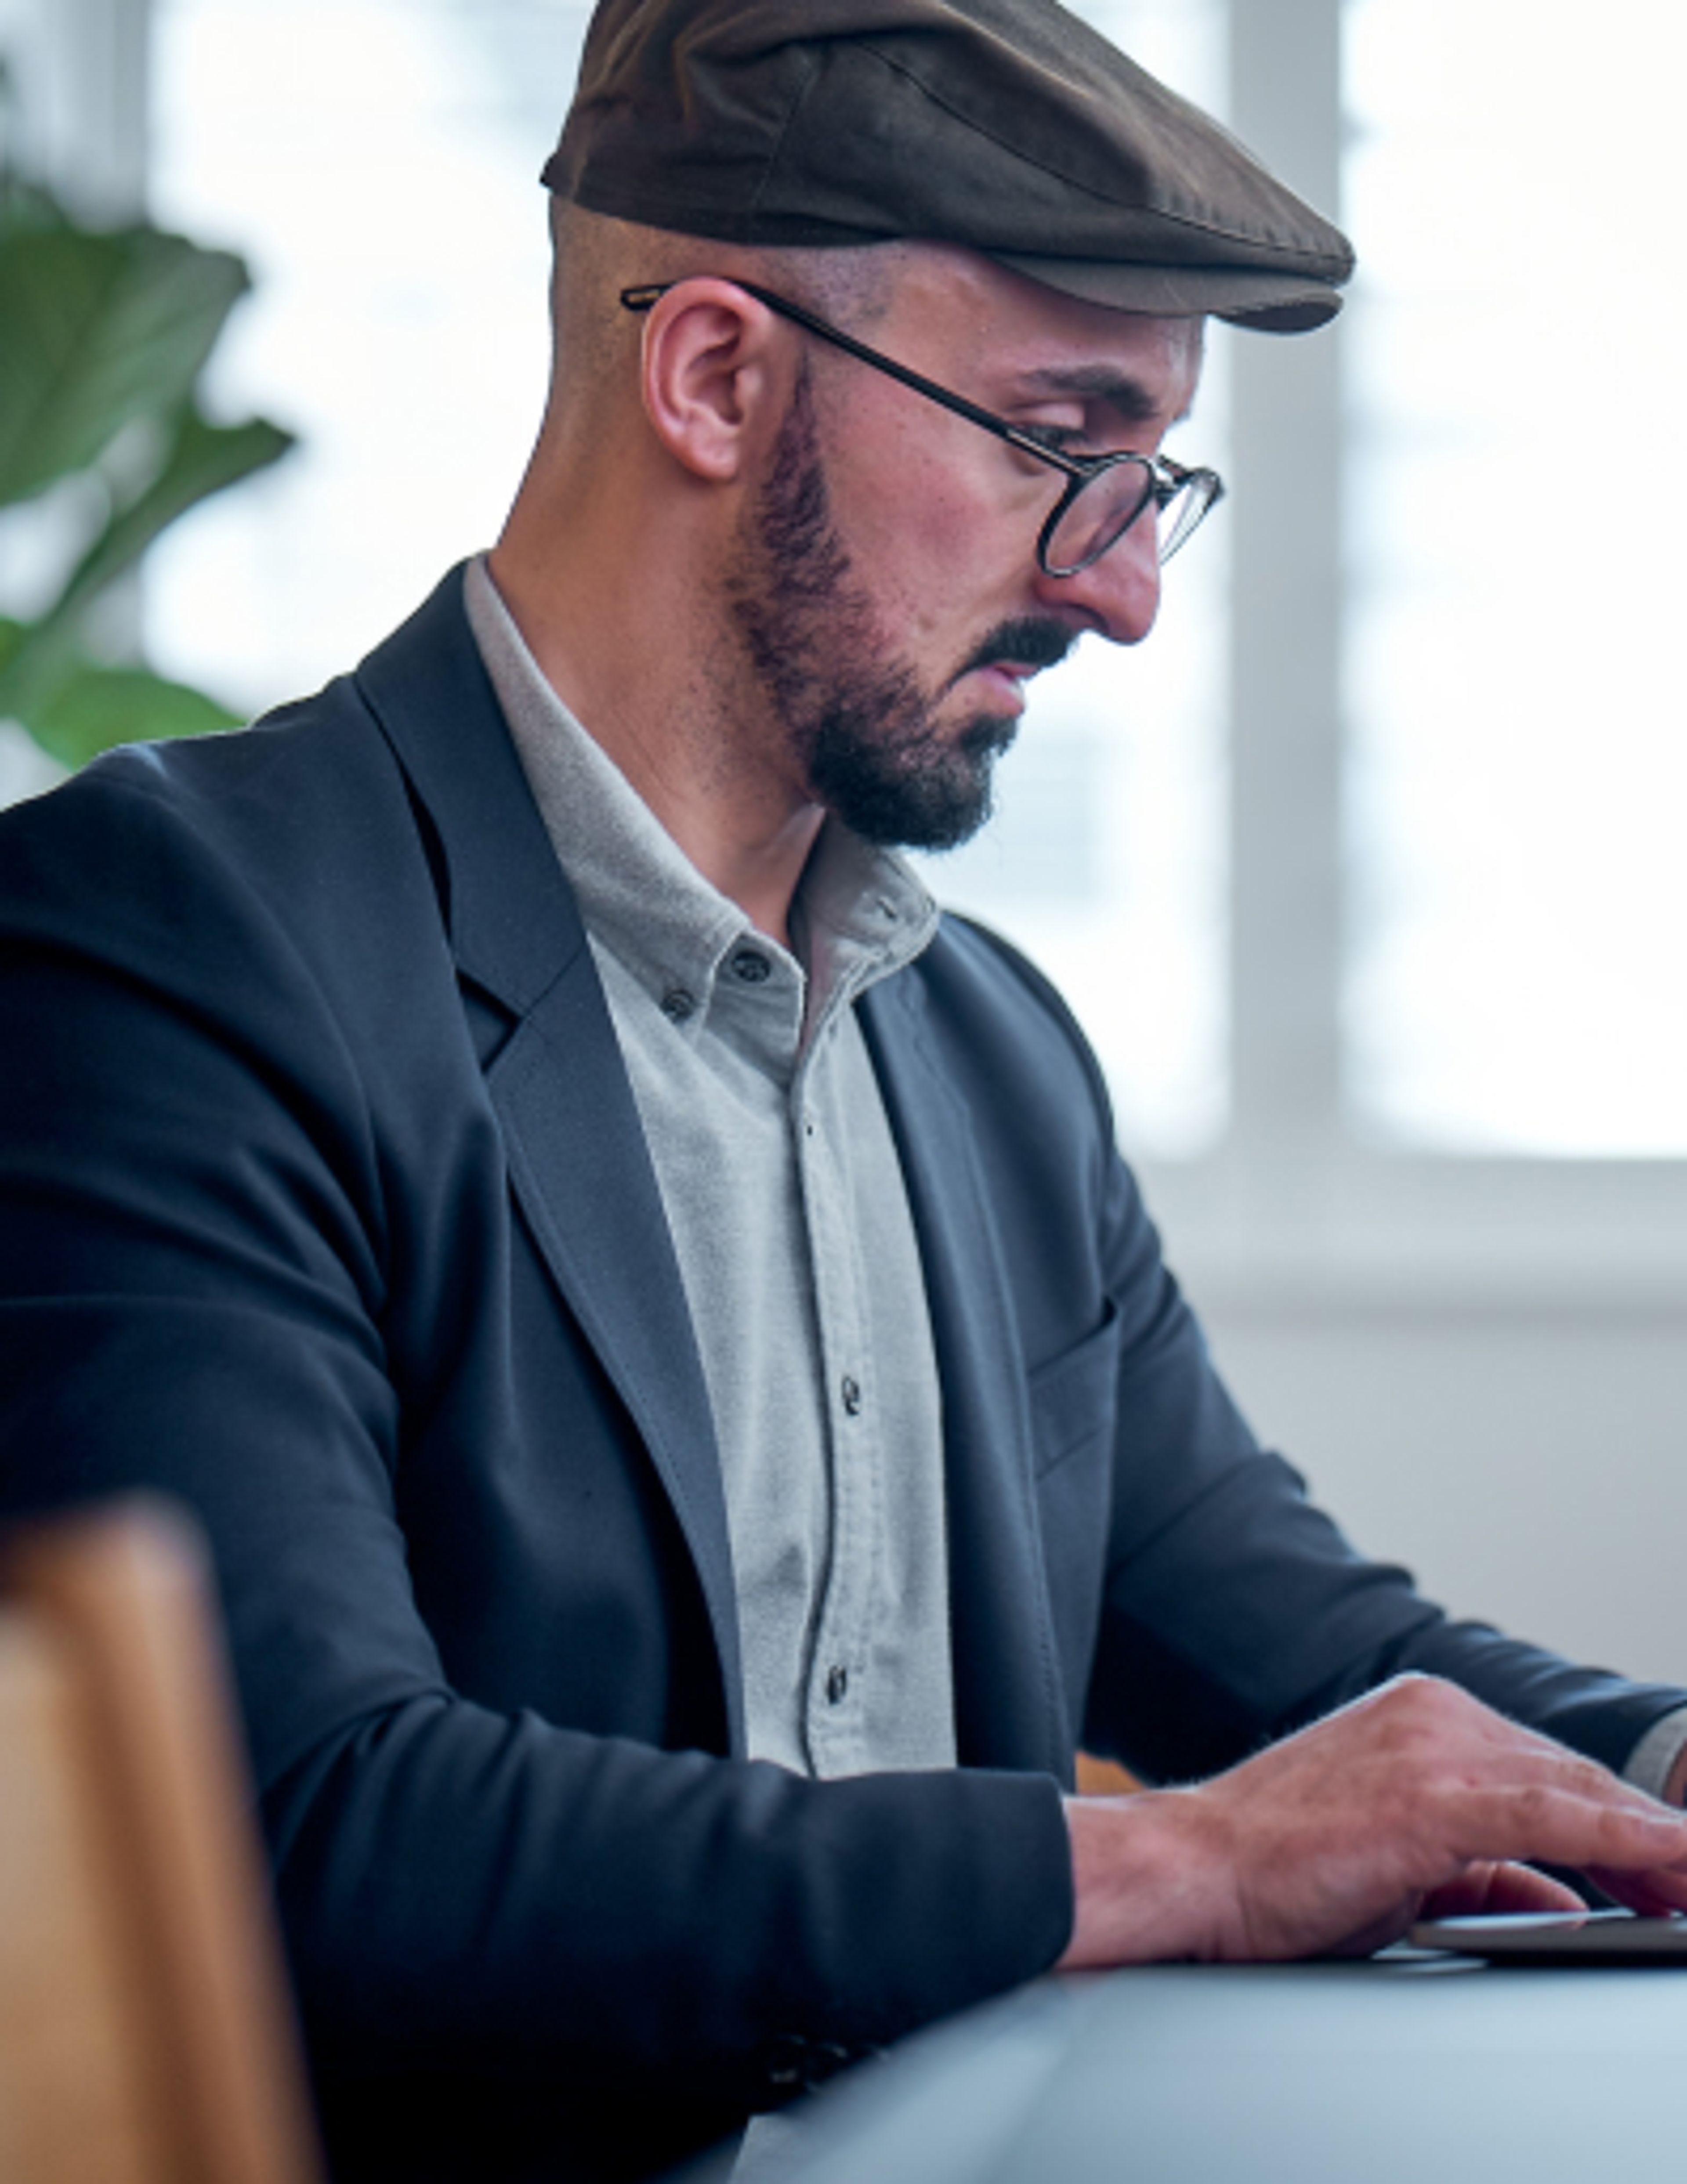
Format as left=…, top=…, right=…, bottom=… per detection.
left=840, top=438, right=1035, bottom=644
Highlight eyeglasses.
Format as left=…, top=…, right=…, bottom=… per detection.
left=620, top=277, right=1223, bottom=579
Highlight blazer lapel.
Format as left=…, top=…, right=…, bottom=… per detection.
left=861, top=967, right=1073, bottom=1783
left=355, top=569, right=745, bottom=1751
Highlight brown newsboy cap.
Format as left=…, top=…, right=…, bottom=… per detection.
left=542, top=0, right=1353, bottom=332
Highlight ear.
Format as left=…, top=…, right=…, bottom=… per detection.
left=636, top=279, right=787, bottom=483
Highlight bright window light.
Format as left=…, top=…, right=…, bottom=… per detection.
left=147, top=0, right=575, bottom=710
left=1343, top=0, right=1687, bottom=1155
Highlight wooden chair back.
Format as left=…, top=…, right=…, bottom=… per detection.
left=0, top=1497, right=323, bottom=2184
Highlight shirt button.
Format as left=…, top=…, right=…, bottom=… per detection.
left=730, top=947, right=772, bottom=984
left=825, top=1665, right=849, bottom=1706
left=660, top=987, right=696, bottom=1023
left=840, top=1375, right=862, bottom=1416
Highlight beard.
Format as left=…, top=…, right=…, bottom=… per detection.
left=726, top=366, right=1074, bottom=850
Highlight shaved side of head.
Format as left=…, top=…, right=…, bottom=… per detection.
left=540, top=199, right=913, bottom=444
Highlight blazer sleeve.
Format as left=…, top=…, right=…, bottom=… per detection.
left=1085, top=1145, right=1687, bottom=1782
left=0, top=753, right=1073, bottom=2131
left=948, top=922, right=1687, bottom=1788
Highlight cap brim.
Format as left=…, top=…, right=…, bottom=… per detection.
left=988, top=251, right=1344, bottom=333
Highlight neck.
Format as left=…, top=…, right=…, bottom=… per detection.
left=486, top=524, right=823, bottom=950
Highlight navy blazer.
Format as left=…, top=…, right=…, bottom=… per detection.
left=1, top=569, right=1681, bottom=2181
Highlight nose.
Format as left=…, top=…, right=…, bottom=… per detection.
left=1032, top=507, right=1163, bottom=646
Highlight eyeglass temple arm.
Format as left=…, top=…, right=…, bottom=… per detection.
left=619, top=279, right=1097, bottom=484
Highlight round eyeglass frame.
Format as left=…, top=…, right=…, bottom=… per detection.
left=619, top=277, right=1224, bottom=579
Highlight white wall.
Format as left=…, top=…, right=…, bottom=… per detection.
left=1198, top=1290, right=1687, bottom=1690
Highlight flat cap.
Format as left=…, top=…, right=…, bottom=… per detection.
left=543, top=0, right=1353, bottom=332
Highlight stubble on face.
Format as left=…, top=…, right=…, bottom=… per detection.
left=724, top=364, right=1073, bottom=851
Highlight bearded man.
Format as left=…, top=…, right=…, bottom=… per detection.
left=4, top=5, right=1687, bottom=2181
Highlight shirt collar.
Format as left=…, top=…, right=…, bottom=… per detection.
left=463, top=554, right=938, bottom=1036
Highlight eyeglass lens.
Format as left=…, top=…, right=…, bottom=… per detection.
left=1044, top=461, right=1216, bottom=578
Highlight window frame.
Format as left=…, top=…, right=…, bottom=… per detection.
left=0, top=0, right=151, bottom=219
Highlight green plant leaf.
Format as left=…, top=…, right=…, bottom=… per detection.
left=0, top=173, right=67, bottom=240
left=0, top=220, right=253, bottom=509
left=0, top=163, right=297, bottom=769
left=47, top=403, right=293, bottom=630
left=0, top=401, right=293, bottom=722
left=20, top=661, right=240, bottom=770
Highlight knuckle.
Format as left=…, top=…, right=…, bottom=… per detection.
left=1369, top=1673, right=1465, bottom=1750
left=1598, top=1793, right=1661, bottom=1841
left=1569, top=1754, right=1621, bottom=1799
left=1380, top=1672, right=1458, bottom=1719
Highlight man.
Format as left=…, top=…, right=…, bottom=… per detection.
left=3, top=3, right=1687, bottom=2179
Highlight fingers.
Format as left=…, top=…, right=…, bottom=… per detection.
left=1449, top=1783, right=1687, bottom=1876
left=1061, top=1676, right=1687, bottom=1970
left=1421, top=1861, right=1586, bottom=1919
left=1583, top=1864, right=1687, bottom=1917
left=1323, top=1680, right=1687, bottom=1885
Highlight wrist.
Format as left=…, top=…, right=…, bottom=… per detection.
left=1057, top=1787, right=1233, bottom=1970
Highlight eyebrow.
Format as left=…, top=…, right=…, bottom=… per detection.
left=1017, top=364, right=1191, bottom=428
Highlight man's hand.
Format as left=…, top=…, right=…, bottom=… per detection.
left=1059, top=1675, right=1687, bottom=1968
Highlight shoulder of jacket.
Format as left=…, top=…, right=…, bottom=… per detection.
left=908, top=909, right=1120, bottom=1140
left=18, top=672, right=410, bottom=885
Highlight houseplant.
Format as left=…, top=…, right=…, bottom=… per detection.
left=0, top=89, right=293, bottom=769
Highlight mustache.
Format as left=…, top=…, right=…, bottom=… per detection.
left=947, top=617, right=1077, bottom=691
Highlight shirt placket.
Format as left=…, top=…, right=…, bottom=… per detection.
left=792, top=1005, right=881, bottom=1778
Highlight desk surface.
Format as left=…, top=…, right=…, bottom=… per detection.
left=757, top=1956, right=1687, bottom=2184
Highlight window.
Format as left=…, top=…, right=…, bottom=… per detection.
left=1154, top=0, right=1687, bottom=1298
left=31, top=0, right=1687, bottom=1292
left=1344, top=0, right=1687, bottom=1157
left=145, top=0, right=572, bottom=708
